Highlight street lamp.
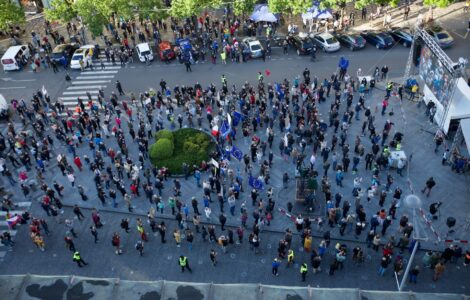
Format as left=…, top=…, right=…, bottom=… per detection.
left=397, top=194, right=428, bottom=292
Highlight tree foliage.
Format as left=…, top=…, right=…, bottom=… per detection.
left=169, top=0, right=223, bottom=18
left=232, top=0, right=255, bottom=16
left=132, top=0, right=169, bottom=21
left=45, top=0, right=77, bottom=23
left=423, top=0, right=453, bottom=8
left=73, top=0, right=109, bottom=37
left=0, top=0, right=26, bottom=31
left=268, top=0, right=312, bottom=14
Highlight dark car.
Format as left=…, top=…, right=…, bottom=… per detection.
left=51, top=43, right=79, bottom=65
left=289, top=36, right=315, bottom=55
left=334, top=33, right=366, bottom=51
left=360, top=31, right=394, bottom=49
left=389, top=27, right=413, bottom=47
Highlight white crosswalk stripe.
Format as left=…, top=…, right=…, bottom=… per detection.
left=49, top=55, right=122, bottom=114
left=71, top=80, right=111, bottom=84
left=80, top=70, right=119, bottom=74
left=67, top=85, right=106, bottom=90
left=76, top=75, right=116, bottom=79
left=62, top=90, right=99, bottom=95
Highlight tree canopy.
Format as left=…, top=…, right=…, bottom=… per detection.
left=0, top=0, right=26, bottom=31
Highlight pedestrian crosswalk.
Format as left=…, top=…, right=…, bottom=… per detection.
left=57, top=54, right=123, bottom=115
left=0, top=201, right=32, bottom=261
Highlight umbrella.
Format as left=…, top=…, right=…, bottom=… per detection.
left=250, top=4, right=278, bottom=23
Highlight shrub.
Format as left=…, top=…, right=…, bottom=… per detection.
left=155, top=129, right=174, bottom=143
left=183, top=141, right=200, bottom=154
left=150, top=128, right=215, bottom=174
left=150, top=138, right=174, bottom=161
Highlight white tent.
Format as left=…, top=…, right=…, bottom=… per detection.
left=302, top=6, right=333, bottom=23
left=250, top=4, right=278, bottom=23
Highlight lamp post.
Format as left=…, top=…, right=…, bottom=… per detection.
left=397, top=194, right=428, bottom=292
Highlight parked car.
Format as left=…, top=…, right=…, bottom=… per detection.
left=51, top=43, right=79, bottom=65
left=270, top=34, right=287, bottom=47
left=136, top=43, right=154, bottom=62
left=242, top=38, right=264, bottom=58
left=70, top=45, right=94, bottom=69
left=389, top=27, right=413, bottom=47
left=158, top=41, right=175, bottom=61
left=288, top=35, right=315, bottom=55
left=311, top=32, right=341, bottom=52
left=425, top=25, right=454, bottom=48
left=334, top=33, right=366, bottom=51
left=360, top=31, right=394, bottom=49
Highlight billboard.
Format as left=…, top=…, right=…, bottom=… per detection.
left=418, top=45, right=456, bottom=123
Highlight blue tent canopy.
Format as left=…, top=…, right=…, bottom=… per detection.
left=302, top=0, right=333, bottom=21
left=250, top=4, right=279, bottom=23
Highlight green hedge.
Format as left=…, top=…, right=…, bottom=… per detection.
left=149, top=138, right=174, bottom=161
left=155, top=129, right=174, bottom=143
left=150, top=128, right=215, bottom=174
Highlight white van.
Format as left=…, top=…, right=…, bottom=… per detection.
left=1, top=45, right=31, bottom=71
left=136, top=43, right=154, bottom=62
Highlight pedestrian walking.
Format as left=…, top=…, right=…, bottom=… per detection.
left=300, top=263, right=308, bottom=281
left=210, top=249, right=218, bottom=266
left=73, top=205, right=85, bottom=220
left=73, top=251, right=88, bottom=267
left=272, top=258, right=281, bottom=276
left=421, top=177, right=436, bottom=197
left=179, top=255, right=192, bottom=272
left=116, top=80, right=125, bottom=96
left=135, top=240, right=144, bottom=256
left=433, top=261, right=445, bottom=281
left=90, top=225, right=99, bottom=243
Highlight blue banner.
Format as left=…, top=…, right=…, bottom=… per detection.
left=249, top=175, right=264, bottom=190
left=231, top=146, right=243, bottom=161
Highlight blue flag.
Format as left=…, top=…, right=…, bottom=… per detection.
left=231, top=146, right=243, bottom=161
left=220, top=120, right=231, bottom=138
left=249, top=175, right=264, bottom=190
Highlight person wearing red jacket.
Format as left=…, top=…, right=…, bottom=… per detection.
left=73, top=156, right=82, bottom=171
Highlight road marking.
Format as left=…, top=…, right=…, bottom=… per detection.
left=0, top=87, right=26, bottom=89
left=62, top=90, right=99, bottom=95
left=71, top=80, right=111, bottom=84
left=85, top=66, right=121, bottom=70
left=76, top=75, right=115, bottom=79
left=67, top=85, right=106, bottom=90
left=60, top=96, right=98, bottom=101
left=0, top=78, right=36, bottom=82
left=80, top=70, right=118, bottom=75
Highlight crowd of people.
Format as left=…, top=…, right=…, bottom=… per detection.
left=1, top=9, right=469, bottom=287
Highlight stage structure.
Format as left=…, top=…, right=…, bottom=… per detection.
left=403, top=25, right=467, bottom=134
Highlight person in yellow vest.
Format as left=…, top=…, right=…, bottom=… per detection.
left=300, top=262, right=308, bottom=281
left=179, top=255, right=192, bottom=272
left=73, top=251, right=88, bottom=267
left=287, top=249, right=294, bottom=267
left=220, top=51, right=227, bottom=64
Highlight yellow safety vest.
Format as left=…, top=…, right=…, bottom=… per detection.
left=396, top=143, right=401, bottom=150
left=179, top=257, right=187, bottom=266
left=73, top=252, right=80, bottom=260
left=300, top=264, right=307, bottom=273
left=288, top=251, right=294, bottom=261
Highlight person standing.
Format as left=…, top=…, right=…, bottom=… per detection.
left=378, top=255, right=391, bottom=276
left=116, top=80, right=125, bottom=96
left=90, top=225, right=99, bottom=243
left=287, top=249, right=294, bottom=267
left=112, top=232, right=122, bottom=254
left=272, top=258, right=281, bottom=276
left=300, top=262, right=308, bottom=281
left=219, top=214, right=227, bottom=231
left=421, top=177, right=436, bottom=197
left=120, top=218, right=130, bottom=233
left=210, top=249, right=218, bottom=266
left=158, top=222, right=167, bottom=243
left=433, top=261, right=445, bottom=281
left=73, top=205, right=85, bottom=220
left=73, top=251, right=88, bottom=267
left=185, top=59, right=192, bottom=72
left=174, top=229, right=181, bottom=247
left=135, top=240, right=144, bottom=256
left=64, top=236, right=76, bottom=252
left=179, top=255, right=192, bottom=272
left=409, top=265, right=419, bottom=283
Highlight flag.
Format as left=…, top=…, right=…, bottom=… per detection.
left=265, top=69, right=271, bottom=76
left=249, top=175, right=264, bottom=190
left=231, top=146, right=243, bottom=161
left=232, top=111, right=245, bottom=126
left=211, top=124, right=219, bottom=137
left=220, top=120, right=231, bottom=138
